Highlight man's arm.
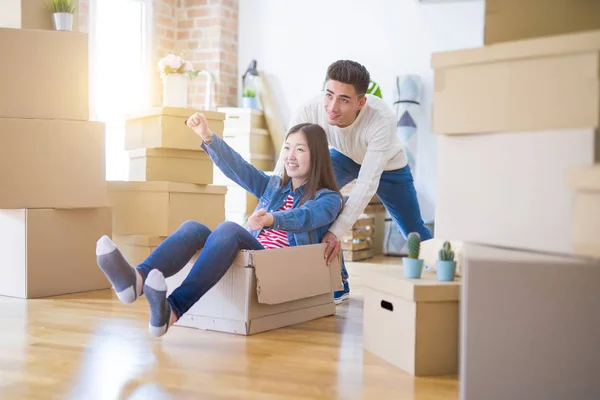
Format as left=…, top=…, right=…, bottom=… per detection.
left=327, top=123, right=394, bottom=239
left=273, top=103, right=312, bottom=177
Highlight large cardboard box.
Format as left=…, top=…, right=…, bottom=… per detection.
left=0, top=118, right=108, bottom=209
left=565, top=164, right=600, bottom=259
left=218, top=107, right=267, bottom=131
left=166, top=243, right=343, bottom=335
left=0, top=207, right=112, bottom=299
left=362, top=265, right=460, bottom=376
left=108, top=181, right=227, bottom=236
left=484, top=0, right=600, bottom=45
left=124, top=107, right=225, bottom=151
left=432, top=30, right=600, bottom=135
left=459, top=243, right=600, bottom=400
left=0, top=27, right=88, bottom=120
left=112, top=235, right=166, bottom=267
left=0, top=0, right=80, bottom=30
left=223, top=128, right=275, bottom=156
left=129, top=148, right=213, bottom=184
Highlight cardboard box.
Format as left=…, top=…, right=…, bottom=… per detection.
left=108, top=181, right=227, bottom=236
left=166, top=243, right=343, bottom=335
left=0, top=118, right=108, bottom=209
left=0, top=0, right=80, bottom=30
left=0, top=207, right=112, bottom=299
left=484, top=0, right=600, bottom=45
left=459, top=243, right=600, bottom=400
left=124, top=107, right=225, bottom=151
left=129, top=148, right=213, bottom=185
left=565, top=164, right=600, bottom=259
left=435, top=128, right=598, bottom=255
left=0, top=27, right=88, bottom=120
left=112, top=235, right=166, bottom=267
left=362, top=265, right=460, bottom=376
left=218, top=107, right=267, bottom=131
left=223, top=128, right=275, bottom=156
left=432, top=30, right=600, bottom=135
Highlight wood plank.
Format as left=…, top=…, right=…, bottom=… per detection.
left=0, top=259, right=459, bottom=400
left=343, top=228, right=374, bottom=241
left=258, top=71, right=286, bottom=158
left=343, top=249, right=374, bottom=261
left=342, top=239, right=372, bottom=251
left=352, top=217, right=375, bottom=229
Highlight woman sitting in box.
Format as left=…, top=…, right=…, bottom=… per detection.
left=95, top=112, right=344, bottom=337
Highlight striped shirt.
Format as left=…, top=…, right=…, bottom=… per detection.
left=257, top=194, right=294, bottom=249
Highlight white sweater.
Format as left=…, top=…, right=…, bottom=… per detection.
left=274, top=93, right=407, bottom=239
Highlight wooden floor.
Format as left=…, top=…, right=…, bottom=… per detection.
left=0, top=257, right=459, bottom=400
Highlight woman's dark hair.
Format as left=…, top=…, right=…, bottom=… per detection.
left=281, top=123, right=344, bottom=213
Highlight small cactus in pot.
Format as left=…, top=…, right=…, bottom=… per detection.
left=436, top=241, right=457, bottom=281
left=402, top=232, right=424, bottom=279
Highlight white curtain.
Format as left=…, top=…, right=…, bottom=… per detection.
left=88, top=0, right=153, bottom=181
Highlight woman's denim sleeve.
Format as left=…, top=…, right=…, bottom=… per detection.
left=270, top=191, right=343, bottom=233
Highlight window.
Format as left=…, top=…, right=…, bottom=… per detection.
left=88, top=0, right=153, bottom=181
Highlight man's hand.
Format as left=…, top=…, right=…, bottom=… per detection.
left=186, top=112, right=214, bottom=143
left=247, top=209, right=274, bottom=231
left=322, top=231, right=341, bottom=266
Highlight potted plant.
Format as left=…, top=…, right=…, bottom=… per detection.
left=436, top=241, right=457, bottom=281
left=402, top=232, right=424, bottom=279
left=46, top=0, right=76, bottom=31
left=242, top=87, right=257, bottom=109
left=158, top=53, right=200, bottom=108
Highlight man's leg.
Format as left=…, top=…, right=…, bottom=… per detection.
left=329, top=149, right=361, bottom=303
left=376, top=164, right=432, bottom=242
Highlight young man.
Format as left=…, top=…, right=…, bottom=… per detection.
left=274, top=60, right=432, bottom=303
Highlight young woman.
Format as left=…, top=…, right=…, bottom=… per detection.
left=95, top=113, right=344, bottom=337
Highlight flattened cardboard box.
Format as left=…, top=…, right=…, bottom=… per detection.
left=112, top=235, right=166, bottom=267
left=107, top=181, right=227, bottom=236
left=0, top=207, right=112, bottom=299
left=484, top=0, right=600, bottom=45
left=0, top=118, right=108, bottom=209
left=432, top=30, right=600, bottom=135
left=166, top=243, right=343, bottom=335
left=125, top=107, right=225, bottom=151
left=129, top=148, right=214, bottom=185
left=0, top=27, right=88, bottom=120
left=362, top=265, right=460, bottom=376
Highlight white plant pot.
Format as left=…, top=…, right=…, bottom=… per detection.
left=162, top=74, right=188, bottom=108
left=52, top=13, right=73, bottom=31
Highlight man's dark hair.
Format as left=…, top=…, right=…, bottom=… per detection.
left=325, top=60, right=370, bottom=96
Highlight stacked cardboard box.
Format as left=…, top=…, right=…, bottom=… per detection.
left=110, top=107, right=228, bottom=266
left=216, top=107, right=275, bottom=223
left=0, top=27, right=112, bottom=299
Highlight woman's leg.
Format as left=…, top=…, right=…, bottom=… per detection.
left=96, top=220, right=211, bottom=304
left=143, top=221, right=265, bottom=337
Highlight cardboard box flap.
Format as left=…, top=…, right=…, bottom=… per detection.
left=113, top=235, right=166, bottom=247
left=362, top=265, right=460, bottom=303
left=565, top=164, right=600, bottom=191
left=129, top=148, right=209, bottom=160
left=126, top=106, right=225, bottom=121
left=107, top=181, right=227, bottom=195
left=432, top=29, right=600, bottom=69
left=246, top=243, right=342, bottom=305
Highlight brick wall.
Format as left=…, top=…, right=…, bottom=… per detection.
left=78, top=0, right=88, bottom=33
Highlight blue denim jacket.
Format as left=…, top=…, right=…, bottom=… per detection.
left=201, top=134, right=343, bottom=246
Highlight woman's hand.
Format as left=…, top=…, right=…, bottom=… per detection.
left=186, top=112, right=214, bottom=143
left=247, top=209, right=274, bottom=231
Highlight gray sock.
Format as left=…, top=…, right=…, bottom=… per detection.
left=144, top=269, right=172, bottom=337
left=96, top=235, right=141, bottom=304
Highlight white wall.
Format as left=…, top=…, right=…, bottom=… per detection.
left=238, top=0, right=485, bottom=222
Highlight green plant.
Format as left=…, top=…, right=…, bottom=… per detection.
left=242, top=87, right=256, bottom=98
left=406, top=232, right=421, bottom=259
left=46, top=0, right=76, bottom=13
left=439, top=241, right=455, bottom=261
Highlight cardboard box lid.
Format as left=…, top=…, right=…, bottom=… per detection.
left=113, top=235, right=166, bottom=247
left=362, top=265, right=460, bottom=303
left=565, top=164, right=600, bottom=191
left=126, top=106, right=225, bottom=121
left=128, top=148, right=210, bottom=160
left=238, top=243, right=343, bottom=305
left=218, top=107, right=264, bottom=117
left=107, top=181, right=227, bottom=195
left=432, top=29, right=600, bottom=69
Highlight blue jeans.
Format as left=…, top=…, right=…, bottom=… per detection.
left=330, top=149, right=432, bottom=280
left=137, top=221, right=264, bottom=318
